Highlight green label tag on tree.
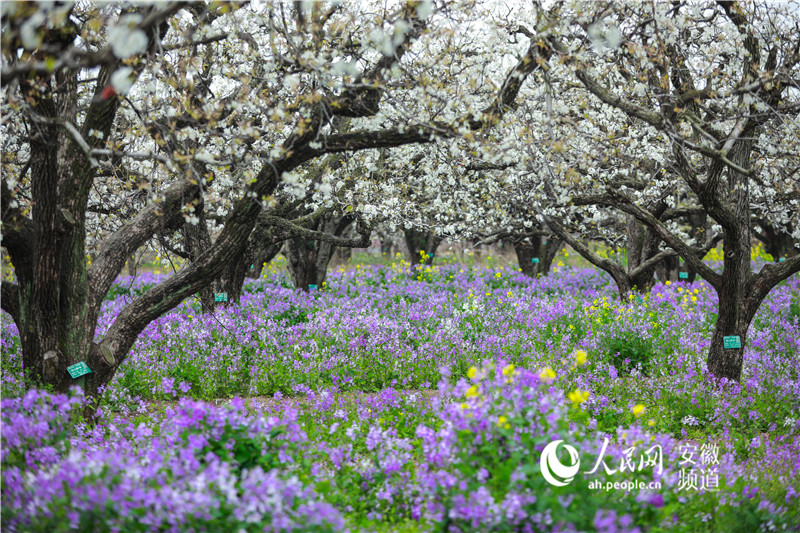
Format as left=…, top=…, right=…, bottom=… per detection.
left=214, top=292, right=228, bottom=302
left=309, top=284, right=318, bottom=291
left=778, top=258, right=785, bottom=262
left=723, top=336, right=742, bottom=349
left=679, top=272, right=688, bottom=279
left=250, top=264, right=254, bottom=269
left=531, top=258, right=540, bottom=264
left=67, top=361, right=92, bottom=379
left=635, top=296, right=644, bottom=303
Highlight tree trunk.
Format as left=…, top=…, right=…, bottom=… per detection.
left=334, top=234, right=353, bottom=264
left=626, top=217, right=659, bottom=293
left=126, top=254, right=136, bottom=276
left=706, top=127, right=755, bottom=382
left=513, top=238, right=539, bottom=277
left=656, top=255, right=680, bottom=283
left=404, top=228, right=441, bottom=266
left=470, top=238, right=483, bottom=261
left=245, top=242, right=283, bottom=279
left=707, top=286, right=751, bottom=383
left=381, top=238, right=394, bottom=257
left=183, top=202, right=217, bottom=311
left=757, top=220, right=798, bottom=261
left=285, top=213, right=353, bottom=290
left=540, top=238, right=563, bottom=275
left=513, top=236, right=561, bottom=277
left=285, top=238, right=333, bottom=290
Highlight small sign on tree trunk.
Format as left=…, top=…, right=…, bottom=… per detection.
left=531, top=258, right=540, bottom=264
left=679, top=272, right=688, bottom=279
left=723, top=336, right=742, bottom=349
left=309, top=284, right=318, bottom=291
left=67, top=361, right=92, bottom=379
left=214, top=292, right=228, bottom=302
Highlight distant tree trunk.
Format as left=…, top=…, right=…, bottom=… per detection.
left=540, top=238, right=562, bottom=274
left=183, top=201, right=217, bottom=311
left=546, top=216, right=678, bottom=301
left=285, top=213, right=354, bottom=291
left=470, top=238, right=483, bottom=261
left=656, top=255, right=680, bottom=283
left=514, top=239, right=539, bottom=277
left=126, top=254, right=137, bottom=276
left=756, top=219, right=797, bottom=261
left=334, top=227, right=355, bottom=264
left=381, top=239, right=394, bottom=257
left=404, top=228, right=441, bottom=265
left=513, top=236, right=562, bottom=277
left=626, top=217, right=660, bottom=292
left=245, top=242, right=283, bottom=279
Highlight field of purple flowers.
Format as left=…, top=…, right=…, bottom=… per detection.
left=2, top=262, right=799, bottom=532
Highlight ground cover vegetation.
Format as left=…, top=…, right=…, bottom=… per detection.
left=2, top=259, right=799, bottom=531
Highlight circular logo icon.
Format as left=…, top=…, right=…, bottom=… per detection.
left=540, top=440, right=580, bottom=486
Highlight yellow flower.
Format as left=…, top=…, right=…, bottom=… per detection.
left=465, top=385, right=480, bottom=398
left=665, top=280, right=671, bottom=286
left=632, top=404, right=645, bottom=417
left=460, top=402, right=469, bottom=410
left=574, top=349, right=588, bottom=367
left=502, top=364, right=515, bottom=377
left=538, top=367, right=556, bottom=383
left=467, top=366, right=478, bottom=379
left=648, top=419, right=656, bottom=427
left=568, top=389, right=589, bottom=406
left=495, top=272, right=501, bottom=278
left=506, top=290, right=513, bottom=298
left=497, top=415, right=508, bottom=427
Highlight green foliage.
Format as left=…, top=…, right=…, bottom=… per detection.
left=600, top=331, right=656, bottom=376
left=271, top=305, right=314, bottom=326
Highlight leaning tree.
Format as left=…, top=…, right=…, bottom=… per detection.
left=1, top=0, right=554, bottom=405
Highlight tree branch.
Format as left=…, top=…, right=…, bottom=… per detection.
left=602, top=190, right=723, bottom=288
left=88, top=180, right=201, bottom=310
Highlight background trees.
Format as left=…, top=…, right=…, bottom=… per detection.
left=526, top=1, right=800, bottom=381
left=1, top=0, right=549, bottom=403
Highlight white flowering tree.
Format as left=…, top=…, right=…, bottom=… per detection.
left=523, top=1, right=800, bottom=381
left=1, top=0, right=551, bottom=403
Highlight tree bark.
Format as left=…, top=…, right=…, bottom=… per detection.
left=245, top=242, right=283, bottom=279
left=513, top=239, right=539, bottom=277
left=512, top=236, right=562, bottom=277
left=405, top=228, right=441, bottom=265
left=285, top=212, right=354, bottom=290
